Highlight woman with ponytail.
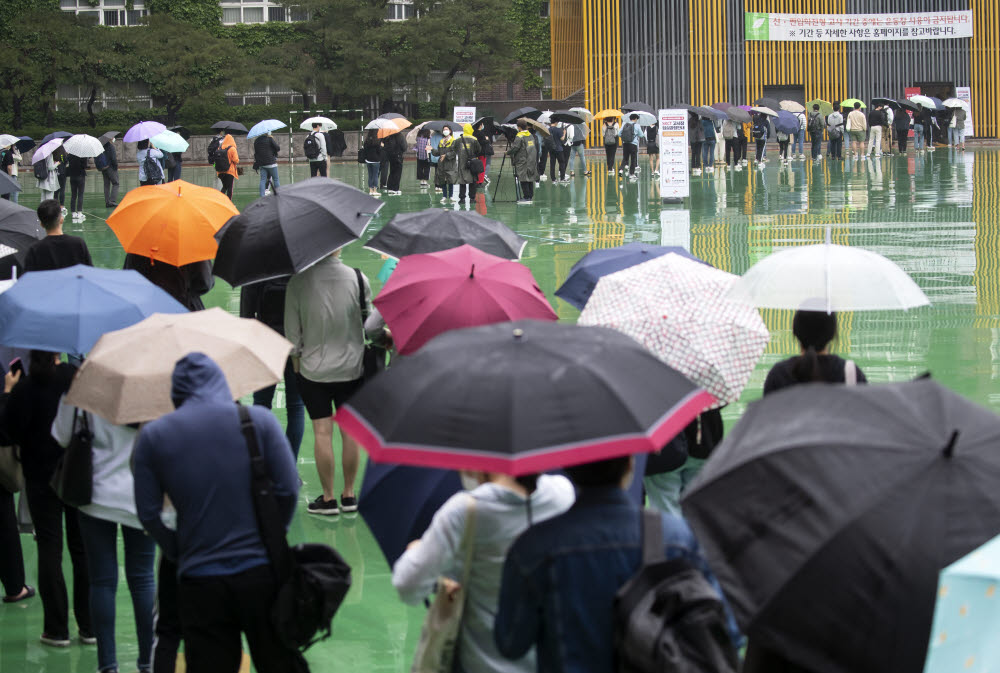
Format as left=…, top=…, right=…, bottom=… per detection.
left=763, top=310, right=867, bottom=395
left=392, top=472, right=574, bottom=673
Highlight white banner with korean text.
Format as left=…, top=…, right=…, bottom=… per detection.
left=744, top=11, right=974, bottom=42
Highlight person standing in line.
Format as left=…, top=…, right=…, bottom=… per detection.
left=722, top=118, right=739, bottom=169
left=253, top=131, right=281, bottom=197
left=361, top=129, right=385, bottom=198
left=913, top=104, right=929, bottom=152
left=508, top=119, right=539, bottom=205
left=752, top=113, right=769, bottom=165
left=567, top=125, right=588, bottom=178
left=882, top=106, right=894, bottom=155
left=215, top=134, right=239, bottom=200
left=619, top=113, right=641, bottom=179
left=826, top=106, right=844, bottom=160
left=307, top=122, right=328, bottom=177
left=284, top=250, right=370, bottom=516
left=701, top=116, right=717, bottom=174
left=763, top=310, right=867, bottom=395
left=602, top=117, right=620, bottom=175
left=100, top=137, right=119, bottom=208
left=136, top=140, right=164, bottom=186
left=738, top=119, right=750, bottom=166
left=0, top=144, right=18, bottom=203
left=431, top=127, right=459, bottom=203
left=866, top=104, right=885, bottom=158
left=52, top=398, right=156, bottom=673
left=66, top=152, right=88, bottom=223
left=166, top=151, right=183, bottom=183
left=456, top=125, right=483, bottom=201
left=846, top=102, right=867, bottom=158
left=543, top=121, right=565, bottom=183
left=53, top=145, right=68, bottom=211
left=645, top=124, right=659, bottom=178
left=133, top=353, right=303, bottom=673
left=414, top=128, right=431, bottom=189
left=24, top=200, right=93, bottom=272
left=776, top=128, right=790, bottom=165
left=123, top=254, right=213, bottom=312
left=36, top=150, right=61, bottom=202
left=807, top=104, right=825, bottom=162
left=955, top=106, right=967, bottom=150
left=894, top=108, right=912, bottom=154
left=472, top=122, right=495, bottom=184
left=793, top=109, right=806, bottom=159
left=949, top=106, right=967, bottom=149
left=0, top=364, right=34, bottom=607
left=384, top=130, right=407, bottom=196
left=688, top=112, right=705, bottom=176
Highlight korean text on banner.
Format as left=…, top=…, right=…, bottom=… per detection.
left=453, top=107, right=477, bottom=125
left=745, top=11, right=974, bottom=42
left=659, top=109, right=689, bottom=201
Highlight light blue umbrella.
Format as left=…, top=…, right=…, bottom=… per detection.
left=248, top=119, right=287, bottom=139
left=924, top=534, right=1000, bottom=673
left=150, top=129, right=189, bottom=153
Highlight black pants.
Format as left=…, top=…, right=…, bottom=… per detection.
left=778, top=140, right=789, bottom=160
left=604, top=144, right=617, bottom=170
left=102, top=168, right=119, bottom=206
left=621, top=143, right=638, bottom=174
left=219, top=174, right=234, bottom=199
left=178, top=564, right=306, bottom=673
left=738, top=137, right=748, bottom=161
left=755, top=139, right=766, bottom=162
left=898, top=133, right=908, bottom=153
left=309, top=161, right=326, bottom=178
left=829, top=137, right=843, bottom=159
left=458, top=182, right=478, bottom=200
left=56, top=173, right=67, bottom=205
left=167, top=163, right=182, bottom=183
left=810, top=132, right=823, bottom=159
left=152, top=556, right=182, bottom=673
left=519, top=181, right=534, bottom=201
left=387, top=159, right=403, bottom=191
left=379, top=159, right=390, bottom=188
left=690, top=141, right=703, bottom=169
left=537, top=146, right=549, bottom=175
left=416, top=159, right=431, bottom=181
left=548, top=150, right=565, bottom=181
left=0, top=485, right=25, bottom=597
left=24, top=479, right=90, bottom=639
left=724, top=139, right=737, bottom=164
left=69, top=175, right=86, bottom=212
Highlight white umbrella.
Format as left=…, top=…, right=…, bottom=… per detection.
left=751, top=106, right=778, bottom=117
left=580, top=253, right=770, bottom=406
left=63, top=134, right=105, bottom=158
left=569, top=107, right=594, bottom=123
left=630, top=110, right=657, bottom=127
left=725, top=232, right=930, bottom=313
left=909, top=94, right=937, bottom=109
left=364, top=118, right=396, bottom=130
left=942, top=98, right=970, bottom=112
left=780, top=100, right=806, bottom=113
left=536, top=110, right=554, bottom=124
left=300, top=116, right=337, bottom=131
left=0, top=134, right=19, bottom=148
left=31, top=137, right=63, bottom=164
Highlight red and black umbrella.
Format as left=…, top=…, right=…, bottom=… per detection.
left=335, top=320, right=715, bottom=475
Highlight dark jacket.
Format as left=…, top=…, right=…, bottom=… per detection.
left=473, top=128, right=494, bottom=156
left=763, top=354, right=867, bottom=395
left=454, top=135, right=482, bottom=184
left=507, top=132, right=539, bottom=182
left=132, top=353, right=299, bottom=577
left=701, top=118, right=718, bottom=141
left=253, top=135, right=280, bottom=166
left=123, top=253, right=213, bottom=312
left=916, top=108, right=932, bottom=126
left=362, top=138, right=384, bottom=163
left=328, top=130, right=347, bottom=157
left=383, top=132, right=407, bottom=161
left=66, top=155, right=88, bottom=178
left=23, top=235, right=92, bottom=272
left=689, top=114, right=706, bottom=143
left=893, top=110, right=911, bottom=132
left=1, top=362, right=76, bottom=481
left=869, top=109, right=887, bottom=127
left=239, top=278, right=289, bottom=334
left=103, top=142, right=118, bottom=170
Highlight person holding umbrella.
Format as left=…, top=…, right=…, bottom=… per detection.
left=701, top=114, right=717, bottom=173
left=361, top=129, right=385, bottom=197
left=384, top=129, right=407, bottom=196
left=35, top=146, right=61, bottom=202
left=807, top=104, right=825, bottom=161
left=98, top=133, right=119, bottom=208
left=751, top=113, right=769, bottom=165
left=893, top=106, right=912, bottom=154
left=472, top=120, right=494, bottom=183
left=66, top=151, right=88, bottom=223
left=253, top=130, right=281, bottom=197
left=414, top=127, right=432, bottom=189
left=136, top=140, right=164, bottom=186
left=619, top=113, right=642, bottom=179
left=602, top=116, right=620, bottom=175
left=507, top=119, right=539, bottom=205
left=866, top=104, right=886, bottom=159
left=763, top=310, right=866, bottom=395
left=214, top=131, right=239, bottom=200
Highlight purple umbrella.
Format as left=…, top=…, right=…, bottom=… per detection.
left=31, top=138, right=64, bottom=164
left=123, top=121, right=166, bottom=143
left=774, top=111, right=800, bottom=135
left=738, top=105, right=753, bottom=112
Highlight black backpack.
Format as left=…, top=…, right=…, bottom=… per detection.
left=808, top=113, right=824, bottom=135
left=214, top=146, right=231, bottom=173
left=33, top=159, right=48, bottom=182
left=94, top=151, right=109, bottom=171
left=614, top=510, right=739, bottom=673
left=143, top=152, right=163, bottom=184
left=207, top=136, right=222, bottom=164
left=620, top=122, right=636, bottom=144
left=303, top=132, right=321, bottom=160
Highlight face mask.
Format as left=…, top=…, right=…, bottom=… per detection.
left=460, top=473, right=480, bottom=491
left=442, top=129, right=451, bottom=137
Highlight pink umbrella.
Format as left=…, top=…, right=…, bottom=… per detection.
left=31, top=137, right=64, bottom=164
left=374, top=244, right=557, bottom=355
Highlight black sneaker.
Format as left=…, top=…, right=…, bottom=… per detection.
left=339, top=495, right=358, bottom=513
left=307, top=495, right=339, bottom=516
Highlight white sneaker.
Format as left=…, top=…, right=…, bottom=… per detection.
left=60, top=207, right=68, bottom=217
left=741, top=159, right=748, bottom=166
left=706, top=167, right=714, bottom=174
left=607, top=170, right=614, bottom=176
left=799, top=154, right=806, bottom=160
left=440, top=198, right=449, bottom=204
left=539, top=174, right=547, bottom=182
left=569, top=171, right=575, bottom=177
left=264, top=188, right=271, bottom=196
left=734, top=164, right=742, bottom=172
left=652, top=171, right=660, bottom=178
left=691, top=168, right=702, bottom=176
left=450, top=195, right=460, bottom=202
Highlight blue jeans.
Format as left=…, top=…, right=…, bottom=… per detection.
left=914, top=123, right=925, bottom=150
left=643, top=456, right=706, bottom=517
left=702, top=141, right=716, bottom=168
left=258, top=165, right=279, bottom=196
left=252, top=357, right=305, bottom=456
left=793, top=128, right=805, bottom=155
left=366, top=162, right=380, bottom=189
left=948, top=127, right=963, bottom=146
left=568, top=144, right=586, bottom=173
left=441, top=183, right=453, bottom=198
left=78, top=513, right=156, bottom=673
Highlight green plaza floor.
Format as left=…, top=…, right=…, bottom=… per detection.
left=2, top=147, right=999, bottom=672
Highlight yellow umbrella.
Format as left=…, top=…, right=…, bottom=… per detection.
left=593, top=109, right=623, bottom=120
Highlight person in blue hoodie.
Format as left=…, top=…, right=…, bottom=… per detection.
left=133, top=353, right=302, bottom=673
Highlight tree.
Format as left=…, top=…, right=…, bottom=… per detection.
left=145, top=0, right=221, bottom=29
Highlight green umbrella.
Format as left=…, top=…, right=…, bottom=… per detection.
left=841, top=98, right=866, bottom=109
left=150, top=130, right=189, bottom=153
left=806, top=99, right=834, bottom=117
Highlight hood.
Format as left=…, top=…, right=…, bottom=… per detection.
left=463, top=123, right=475, bottom=137
left=171, top=352, right=233, bottom=409
left=220, top=134, right=236, bottom=150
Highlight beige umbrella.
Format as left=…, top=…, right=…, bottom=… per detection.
left=521, top=117, right=551, bottom=137
left=779, top=100, right=806, bottom=113
left=65, top=307, right=291, bottom=424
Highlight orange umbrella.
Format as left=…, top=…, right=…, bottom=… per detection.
left=389, top=117, right=412, bottom=131
left=106, top=180, right=239, bottom=267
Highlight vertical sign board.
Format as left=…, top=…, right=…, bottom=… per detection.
left=453, top=107, right=477, bottom=125
left=658, top=109, right=689, bottom=201
left=955, top=86, right=974, bottom=137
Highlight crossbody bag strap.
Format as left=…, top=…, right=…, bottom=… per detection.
left=641, top=507, right=664, bottom=565
left=459, top=496, right=477, bottom=588
left=238, top=404, right=293, bottom=580
left=353, top=267, right=369, bottom=330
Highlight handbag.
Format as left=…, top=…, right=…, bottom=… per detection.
left=354, top=268, right=387, bottom=382
left=462, top=139, right=484, bottom=175
left=49, top=409, right=93, bottom=507
left=0, top=444, right=23, bottom=493
left=411, top=497, right=476, bottom=673
left=238, top=405, right=351, bottom=661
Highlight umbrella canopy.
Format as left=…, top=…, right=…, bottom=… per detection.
left=550, top=110, right=585, bottom=124
left=682, top=379, right=1000, bottom=673
left=773, top=111, right=800, bottom=135
left=213, top=177, right=384, bottom=287
left=593, top=109, right=624, bottom=121
left=335, top=320, right=715, bottom=475
left=211, top=121, right=248, bottom=134
left=66, top=308, right=291, bottom=424
left=696, top=106, right=727, bottom=122
left=167, top=126, right=190, bottom=140
left=364, top=118, right=401, bottom=138
left=501, top=107, right=541, bottom=124
left=359, top=460, right=463, bottom=567
left=628, top=110, right=657, bottom=126
left=737, top=105, right=753, bottom=111
left=96, top=131, right=119, bottom=146
left=366, top=209, right=526, bottom=260
left=521, top=117, right=551, bottom=137
left=568, top=107, right=594, bottom=123
left=0, top=265, right=187, bottom=355
left=472, top=116, right=495, bottom=131
left=536, top=110, right=554, bottom=124
left=751, top=106, right=778, bottom=117
left=421, top=120, right=464, bottom=135
left=579, top=253, right=769, bottom=406
left=299, top=116, right=337, bottom=131
left=106, top=180, right=240, bottom=267
left=0, top=135, right=18, bottom=148
left=942, top=97, right=969, bottom=112
left=622, top=101, right=655, bottom=114
left=247, top=119, right=287, bottom=139
left=123, top=121, right=166, bottom=143
left=841, top=98, right=867, bottom=109
left=779, top=100, right=805, bottom=113
left=384, top=116, right=412, bottom=131
left=0, top=201, right=44, bottom=270
left=555, top=243, right=708, bottom=310
left=726, top=107, right=752, bottom=124
left=806, top=99, right=834, bottom=117
left=711, top=102, right=734, bottom=112
left=726, top=239, right=930, bottom=312
left=149, top=130, right=188, bottom=154
left=908, top=95, right=937, bottom=109
left=928, top=96, right=945, bottom=111
left=15, top=137, right=35, bottom=153
left=924, top=534, right=1000, bottom=673
left=897, top=98, right=919, bottom=112
left=755, top=96, right=781, bottom=110
left=0, top=172, right=22, bottom=197
left=32, top=138, right=64, bottom=164
left=41, top=131, right=72, bottom=145
left=63, top=134, right=104, bottom=158
left=871, top=97, right=901, bottom=110
left=374, top=245, right=557, bottom=355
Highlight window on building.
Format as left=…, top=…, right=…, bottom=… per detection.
left=290, top=6, right=309, bottom=21
left=243, top=6, right=264, bottom=22
left=60, top=0, right=77, bottom=8
left=222, top=7, right=241, bottom=23
left=268, top=6, right=286, bottom=21
left=78, top=10, right=100, bottom=24
left=386, top=1, right=414, bottom=21
left=61, top=0, right=144, bottom=26
left=103, top=9, right=120, bottom=25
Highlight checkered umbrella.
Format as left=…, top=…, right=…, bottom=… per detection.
left=579, top=252, right=770, bottom=406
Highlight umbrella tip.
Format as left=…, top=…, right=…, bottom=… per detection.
left=942, top=430, right=960, bottom=458
left=470, top=264, right=475, bottom=279
left=512, top=328, right=524, bottom=339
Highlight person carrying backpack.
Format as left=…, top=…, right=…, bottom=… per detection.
left=602, top=118, right=620, bottom=175
left=619, top=114, right=641, bottom=179
left=304, top=122, right=328, bottom=177
left=807, top=104, right=825, bottom=161
left=544, top=122, right=566, bottom=183
left=751, top=114, right=769, bottom=165
left=721, top=119, right=739, bottom=169
left=215, top=133, right=239, bottom=200
left=136, top=140, right=164, bottom=186
left=35, top=152, right=60, bottom=201
left=826, top=105, right=844, bottom=160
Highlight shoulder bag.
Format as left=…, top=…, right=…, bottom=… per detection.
left=411, top=496, right=477, bottom=673
left=461, top=139, right=484, bottom=176
left=354, top=268, right=387, bottom=381
left=49, top=409, right=93, bottom=507
left=238, top=405, right=351, bottom=663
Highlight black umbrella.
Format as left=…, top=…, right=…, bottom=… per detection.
left=41, top=131, right=72, bottom=145
left=211, top=121, right=248, bottom=134
left=422, top=120, right=464, bottom=134
left=755, top=96, right=781, bottom=111
left=97, top=131, right=119, bottom=146
left=871, top=97, right=900, bottom=110
left=549, top=110, right=585, bottom=124
left=213, top=177, right=384, bottom=287
left=167, top=126, right=190, bottom=140
left=682, top=379, right=1000, bottom=673
left=472, top=116, right=494, bottom=131
left=378, top=112, right=406, bottom=120
left=0, top=201, right=44, bottom=272
left=622, top=101, right=655, bottom=114
left=335, top=320, right=713, bottom=475
left=0, top=173, right=21, bottom=197
left=726, top=108, right=752, bottom=123
left=365, top=209, right=526, bottom=260
left=501, top=107, right=541, bottom=124
left=897, top=99, right=919, bottom=112
left=15, top=137, right=34, bottom=153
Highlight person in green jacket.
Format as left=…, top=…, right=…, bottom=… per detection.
left=430, top=127, right=460, bottom=203
left=507, top=119, right=539, bottom=205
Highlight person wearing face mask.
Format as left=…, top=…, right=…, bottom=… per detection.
left=430, top=126, right=460, bottom=203
left=392, top=472, right=574, bottom=673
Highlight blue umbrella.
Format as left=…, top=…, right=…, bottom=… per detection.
left=41, top=131, right=71, bottom=145
left=0, top=265, right=187, bottom=355
left=928, top=96, right=945, bottom=111
left=15, top=137, right=34, bottom=153
left=555, top=243, right=708, bottom=310
left=774, top=110, right=800, bottom=135
left=247, top=119, right=287, bottom=139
